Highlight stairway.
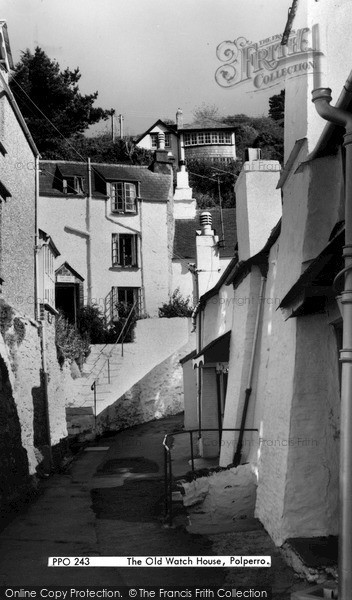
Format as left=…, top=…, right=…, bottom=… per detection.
left=68, top=318, right=194, bottom=436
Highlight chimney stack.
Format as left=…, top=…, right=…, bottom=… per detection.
left=235, top=150, right=281, bottom=261
left=196, top=211, right=220, bottom=297
left=176, top=108, right=183, bottom=129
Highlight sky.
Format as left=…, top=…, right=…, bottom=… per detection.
left=2, top=0, right=293, bottom=136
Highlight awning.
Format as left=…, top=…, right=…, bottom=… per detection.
left=279, top=225, right=344, bottom=318
left=192, top=330, right=231, bottom=368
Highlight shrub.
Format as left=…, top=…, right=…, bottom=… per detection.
left=158, top=288, right=193, bottom=318
left=77, top=304, right=108, bottom=344
left=55, top=312, right=90, bottom=367
left=108, top=302, right=138, bottom=343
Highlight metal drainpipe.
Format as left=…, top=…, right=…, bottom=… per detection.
left=234, top=275, right=266, bottom=466
left=87, top=158, right=92, bottom=304
left=34, top=155, right=40, bottom=321
left=312, top=84, right=352, bottom=600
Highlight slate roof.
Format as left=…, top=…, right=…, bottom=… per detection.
left=173, top=208, right=237, bottom=260
left=39, top=160, right=172, bottom=203
left=179, top=119, right=235, bottom=132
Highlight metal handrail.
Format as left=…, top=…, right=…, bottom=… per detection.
left=89, top=300, right=138, bottom=415
left=163, top=427, right=258, bottom=526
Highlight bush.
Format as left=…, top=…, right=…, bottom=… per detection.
left=109, top=302, right=138, bottom=343
left=55, top=312, right=90, bottom=367
left=77, top=304, right=108, bottom=344
left=158, top=289, right=193, bottom=318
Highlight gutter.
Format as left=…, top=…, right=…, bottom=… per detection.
left=312, top=81, right=352, bottom=600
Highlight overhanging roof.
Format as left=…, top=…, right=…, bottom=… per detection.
left=279, top=224, right=344, bottom=315
left=193, top=330, right=231, bottom=364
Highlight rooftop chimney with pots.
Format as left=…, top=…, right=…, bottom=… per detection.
left=196, top=211, right=220, bottom=297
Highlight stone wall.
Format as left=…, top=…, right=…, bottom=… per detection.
left=181, top=464, right=257, bottom=525
left=97, top=333, right=195, bottom=433
left=0, top=302, right=74, bottom=522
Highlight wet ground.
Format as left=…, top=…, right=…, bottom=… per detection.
left=0, top=414, right=304, bottom=596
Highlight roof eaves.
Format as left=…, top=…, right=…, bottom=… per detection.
left=0, top=71, right=39, bottom=156
left=225, top=219, right=282, bottom=287
left=135, top=119, right=179, bottom=144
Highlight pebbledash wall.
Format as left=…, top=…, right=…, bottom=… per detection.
left=0, top=76, right=36, bottom=320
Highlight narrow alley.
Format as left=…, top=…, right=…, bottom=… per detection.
left=0, top=415, right=300, bottom=598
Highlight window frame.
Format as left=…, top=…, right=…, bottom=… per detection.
left=110, top=181, right=138, bottom=214
left=112, top=233, right=139, bottom=268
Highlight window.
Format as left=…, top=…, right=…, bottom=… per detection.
left=111, top=287, right=141, bottom=318
left=110, top=182, right=137, bottom=213
left=112, top=233, right=138, bottom=267
left=150, top=133, right=158, bottom=148
left=63, top=176, right=85, bottom=194
left=184, top=131, right=233, bottom=146
left=164, top=133, right=171, bottom=148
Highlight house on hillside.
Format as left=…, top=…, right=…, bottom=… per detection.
left=179, top=0, right=352, bottom=586
left=38, top=150, right=175, bottom=322
left=136, top=109, right=236, bottom=165
left=135, top=119, right=179, bottom=163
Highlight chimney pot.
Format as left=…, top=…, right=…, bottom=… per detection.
left=158, top=132, right=165, bottom=150
left=200, top=211, right=213, bottom=235
left=245, top=148, right=262, bottom=162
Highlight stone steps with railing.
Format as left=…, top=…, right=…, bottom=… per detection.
left=69, top=318, right=194, bottom=425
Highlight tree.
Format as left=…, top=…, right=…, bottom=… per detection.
left=52, top=133, right=154, bottom=164
left=187, top=158, right=238, bottom=209
left=269, top=89, right=285, bottom=126
left=10, top=47, right=108, bottom=156
left=193, top=103, right=220, bottom=123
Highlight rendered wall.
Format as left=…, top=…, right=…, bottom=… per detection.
left=284, top=0, right=352, bottom=160
left=96, top=338, right=192, bottom=433
left=39, top=195, right=172, bottom=316
left=0, top=87, right=36, bottom=320
left=0, top=303, right=73, bottom=518
left=219, top=268, right=263, bottom=467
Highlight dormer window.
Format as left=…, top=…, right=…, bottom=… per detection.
left=110, top=182, right=137, bottom=214
left=63, top=176, right=85, bottom=195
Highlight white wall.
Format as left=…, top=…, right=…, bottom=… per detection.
left=39, top=195, right=171, bottom=317
left=284, top=0, right=352, bottom=159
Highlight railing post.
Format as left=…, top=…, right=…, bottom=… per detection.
left=164, top=442, right=168, bottom=520
left=190, top=430, right=195, bottom=472
left=91, top=381, right=97, bottom=431
left=168, top=452, right=173, bottom=527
